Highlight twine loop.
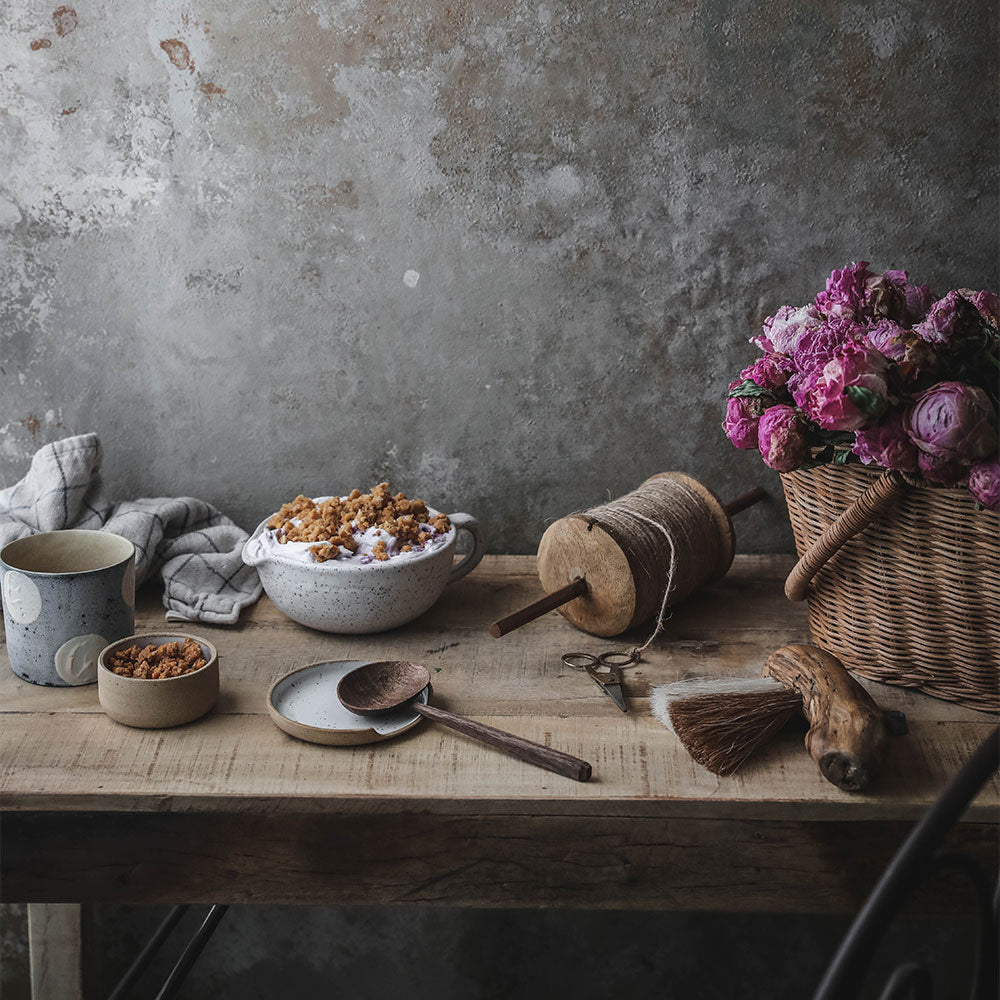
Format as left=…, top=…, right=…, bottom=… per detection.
left=581, top=476, right=730, bottom=659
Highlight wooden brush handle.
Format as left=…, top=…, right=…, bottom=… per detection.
left=413, top=703, right=592, bottom=782
left=762, top=643, right=898, bottom=792
left=488, top=577, right=588, bottom=638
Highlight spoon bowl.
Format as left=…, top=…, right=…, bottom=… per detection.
left=337, top=660, right=430, bottom=714
left=337, top=659, right=592, bottom=782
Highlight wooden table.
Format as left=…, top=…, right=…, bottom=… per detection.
left=2, top=556, right=997, bottom=993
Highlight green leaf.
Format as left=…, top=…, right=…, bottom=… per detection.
left=726, top=379, right=773, bottom=400
left=832, top=449, right=852, bottom=466
left=845, top=385, right=888, bottom=419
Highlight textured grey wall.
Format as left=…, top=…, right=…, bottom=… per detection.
left=2, top=1, right=997, bottom=553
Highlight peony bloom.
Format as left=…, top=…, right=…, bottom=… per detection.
left=885, top=269, right=935, bottom=325
left=740, top=354, right=789, bottom=392
left=793, top=319, right=861, bottom=375
left=860, top=272, right=906, bottom=322
left=792, top=341, right=888, bottom=432
left=864, top=319, right=910, bottom=362
left=723, top=397, right=761, bottom=450
left=918, top=450, right=965, bottom=485
left=957, top=288, right=1000, bottom=329
left=757, top=405, right=808, bottom=472
left=852, top=409, right=919, bottom=472
left=816, top=261, right=872, bottom=320
left=904, top=381, right=998, bottom=464
left=913, top=291, right=979, bottom=346
left=968, top=457, right=1000, bottom=511
left=755, top=303, right=823, bottom=354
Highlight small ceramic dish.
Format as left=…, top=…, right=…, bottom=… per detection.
left=267, top=659, right=429, bottom=746
left=98, top=633, right=219, bottom=729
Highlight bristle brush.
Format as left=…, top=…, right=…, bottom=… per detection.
left=651, top=677, right=802, bottom=776
left=652, top=643, right=906, bottom=790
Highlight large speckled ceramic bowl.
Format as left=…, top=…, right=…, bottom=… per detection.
left=242, top=512, right=485, bottom=633
left=1, top=529, right=135, bottom=687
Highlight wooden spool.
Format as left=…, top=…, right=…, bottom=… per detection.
left=534, top=473, right=743, bottom=638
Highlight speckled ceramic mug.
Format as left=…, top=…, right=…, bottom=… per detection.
left=242, top=512, right=485, bottom=633
left=1, top=529, right=136, bottom=687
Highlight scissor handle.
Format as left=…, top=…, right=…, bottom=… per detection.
left=597, top=651, right=639, bottom=667
left=561, top=650, right=638, bottom=672
left=562, top=652, right=597, bottom=670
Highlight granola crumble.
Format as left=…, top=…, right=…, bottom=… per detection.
left=107, top=638, right=208, bottom=679
left=266, top=483, right=451, bottom=562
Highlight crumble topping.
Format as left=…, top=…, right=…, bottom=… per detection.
left=107, top=638, right=208, bottom=679
left=266, top=483, right=451, bottom=562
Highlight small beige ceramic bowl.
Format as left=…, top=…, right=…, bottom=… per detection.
left=98, top=633, right=219, bottom=729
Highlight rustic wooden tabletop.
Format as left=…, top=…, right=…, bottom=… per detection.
left=2, top=555, right=996, bottom=916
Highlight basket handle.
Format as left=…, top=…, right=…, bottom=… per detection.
left=784, top=470, right=908, bottom=602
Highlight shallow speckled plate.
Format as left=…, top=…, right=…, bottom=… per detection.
left=266, top=659, right=429, bottom=746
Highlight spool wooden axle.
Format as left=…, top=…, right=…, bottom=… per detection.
left=488, top=484, right=767, bottom=639
left=489, top=577, right=588, bottom=638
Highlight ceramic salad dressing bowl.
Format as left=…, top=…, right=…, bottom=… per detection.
left=242, top=510, right=485, bottom=633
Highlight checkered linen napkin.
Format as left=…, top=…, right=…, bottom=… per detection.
left=0, top=434, right=262, bottom=624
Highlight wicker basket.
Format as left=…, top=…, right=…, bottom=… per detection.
left=780, top=463, right=1000, bottom=712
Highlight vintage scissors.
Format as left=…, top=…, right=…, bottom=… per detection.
left=561, top=650, right=638, bottom=713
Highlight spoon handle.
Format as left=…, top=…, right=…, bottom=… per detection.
left=413, top=703, right=592, bottom=782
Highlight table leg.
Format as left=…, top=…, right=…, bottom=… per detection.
left=28, top=903, right=82, bottom=1000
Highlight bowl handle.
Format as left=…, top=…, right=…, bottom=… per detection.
left=784, top=470, right=906, bottom=602
left=447, top=513, right=486, bottom=584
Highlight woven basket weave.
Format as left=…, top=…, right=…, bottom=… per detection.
left=780, top=463, right=999, bottom=712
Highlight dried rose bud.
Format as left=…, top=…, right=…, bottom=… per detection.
left=757, top=405, right=808, bottom=472
left=968, top=457, right=1000, bottom=511
left=904, top=381, right=997, bottom=464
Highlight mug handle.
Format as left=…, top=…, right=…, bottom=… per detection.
left=447, top=513, right=486, bottom=584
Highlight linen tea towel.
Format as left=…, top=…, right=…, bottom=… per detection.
left=0, top=433, right=262, bottom=624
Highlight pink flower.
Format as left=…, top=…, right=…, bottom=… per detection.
left=918, top=451, right=965, bottom=485
left=757, top=405, right=808, bottom=472
left=755, top=304, right=823, bottom=354
left=913, top=291, right=979, bottom=346
left=792, top=341, right=888, bottom=432
left=739, top=354, right=789, bottom=392
left=794, top=319, right=861, bottom=374
left=861, top=272, right=906, bottom=322
left=957, top=288, right=1000, bottom=329
left=852, top=409, right=919, bottom=472
left=904, top=381, right=998, bottom=464
left=885, top=269, right=936, bottom=324
left=864, top=319, right=910, bottom=362
left=723, top=397, right=761, bottom=450
left=816, top=261, right=872, bottom=320
left=968, top=457, right=1000, bottom=511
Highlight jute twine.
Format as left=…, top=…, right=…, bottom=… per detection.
left=579, top=476, right=731, bottom=661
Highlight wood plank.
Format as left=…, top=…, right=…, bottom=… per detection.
left=27, top=904, right=82, bottom=1000
left=5, top=811, right=994, bottom=914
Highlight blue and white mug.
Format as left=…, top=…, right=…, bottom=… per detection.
left=1, top=529, right=135, bottom=686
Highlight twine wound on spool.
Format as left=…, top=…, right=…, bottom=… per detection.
left=575, top=475, right=736, bottom=658
left=489, top=473, right=763, bottom=645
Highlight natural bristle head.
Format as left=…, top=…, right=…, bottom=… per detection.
left=659, top=684, right=802, bottom=776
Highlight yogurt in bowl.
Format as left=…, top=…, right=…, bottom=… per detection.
left=242, top=485, right=485, bottom=634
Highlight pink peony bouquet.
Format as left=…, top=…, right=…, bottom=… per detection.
left=724, top=262, right=1000, bottom=511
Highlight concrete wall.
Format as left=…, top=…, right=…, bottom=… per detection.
left=2, top=1, right=997, bottom=554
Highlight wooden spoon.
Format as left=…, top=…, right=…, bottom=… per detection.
left=337, top=660, right=592, bottom=782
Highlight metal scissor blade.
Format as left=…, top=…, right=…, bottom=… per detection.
left=600, top=681, right=628, bottom=713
